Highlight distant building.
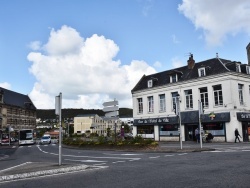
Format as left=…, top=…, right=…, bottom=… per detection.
left=0, top=87, right=36, bottom=131
left=74, top=114, right=121, bottom=136
left=131, top=44, right=250, bottom=142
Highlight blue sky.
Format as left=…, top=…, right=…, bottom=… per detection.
left=0, top=0, right=250, bottom=109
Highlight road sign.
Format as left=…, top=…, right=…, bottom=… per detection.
left=103, top=100, right=118, bottom=107
left=103, top=106, right=119, bottom=112
left=105, top=111, right=119, bottom=117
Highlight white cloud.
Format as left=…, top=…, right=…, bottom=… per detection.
left=0, top=82, right=11, bottom=90
left=27, top=25, right=156, bottom=109
left=178, top=0, right=250, bottom=46
left=28, top=41, right=42, bottom=51
left=171, top=57, right=184, bottom=68
left=153, top=61, right=162, bottom=68
left=172, top=34, right=180, bottom=44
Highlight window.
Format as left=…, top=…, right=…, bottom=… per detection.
left=246, top=66, right=250, bottom=74
left=198, top=68, right=206, bottom=77
left=160, top=125, right=179, bottom=136
left=236, top=64, right=241, bottom=73
left=171, top=92, right=178, bottom=111
left=185, top=89, right=193, bottom=109
left=238, top=84, right=244, bottom=105
left=147, top=96, right=154, bottom=113
left=137, top=98, right=143, bottom=114
left=213, top=85, right=223, bottom=106
left=170, top=74, right=177, bottom=83
left=199, top=87, right=209, bottom=107
left=0, top=94, right=2, bottom=103
left=148, top=80, right=153, bottom=88
left=159, top=94, right=166, bottom=112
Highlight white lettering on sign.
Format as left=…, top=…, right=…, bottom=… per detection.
left=136, top=118, right=170, bottom=124
left=241, top=114, right=250, bottom=119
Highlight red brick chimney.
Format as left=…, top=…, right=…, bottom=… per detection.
left=187, top=54, right=195, bottom=69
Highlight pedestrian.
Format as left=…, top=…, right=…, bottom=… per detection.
left=195, top=128, right=200, bottom=143
left=234, top=128, right=241, bottom=143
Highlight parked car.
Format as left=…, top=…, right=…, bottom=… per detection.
left=1, top=138, right=10, bottom=145
left=40, top=135, right=51, bottom=145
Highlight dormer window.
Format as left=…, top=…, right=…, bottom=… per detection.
left=0, top=93, right=2, bottom=103
left=148, top=80, right=153, bottom=88
left=246, top=66, right=250, bottom=74
left=170, top=74, right=178, bottom=83
left=198, top=67, right=206, bottom=77
left=236, top=64, right=241, bottom=73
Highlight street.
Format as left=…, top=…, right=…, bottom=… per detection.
left=1, top=142, right=250, bottom=187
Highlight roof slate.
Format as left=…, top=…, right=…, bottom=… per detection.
left=0, top=87, right=36, bottom=110
left=131, top=57, right=249, bottom=93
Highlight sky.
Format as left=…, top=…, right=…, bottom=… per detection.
left=0, top=0, right=250, bottom=110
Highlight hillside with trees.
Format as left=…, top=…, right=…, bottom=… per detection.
left=36, top=108, right=133, bottom=120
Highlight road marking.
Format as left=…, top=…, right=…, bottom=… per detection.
left=65, top=159, right=107, bottom=163
left=178, top=153, right=187, bottom=156
left=112, top=161, right=126, bottom=163
left=0, top=162, right=32, bottom=172
left=94, top=163, right=107, bottom=166
left=242, top=150, right=250, bottom=152
left=149, top=156, right=160, bottom=159
left=165, top=154, right=175, bottom=157
left=103, top=153, right=143, bottom=156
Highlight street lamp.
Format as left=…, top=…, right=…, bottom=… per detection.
left=176, top=93, right=182, bottom=150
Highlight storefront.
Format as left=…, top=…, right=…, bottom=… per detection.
left=237, top=112, right=250, bottom=142
left=133, top=111, right=230, bottom=142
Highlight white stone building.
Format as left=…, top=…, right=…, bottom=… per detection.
left=131, top=45, right=250, bottom=142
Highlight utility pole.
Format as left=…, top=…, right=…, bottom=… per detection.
left=198, top=100, right=203, bottom=149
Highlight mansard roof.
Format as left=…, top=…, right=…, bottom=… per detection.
left=131, top=57, right=249, bottom=93
left=0, top=87, right=36, bottom=110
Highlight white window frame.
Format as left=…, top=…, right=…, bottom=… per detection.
left=198, top=67, right=206, bottom=77
left=137, top=98, right=143, bottom=114
left=185, top=89, right=193, bottom=109
left=236, top=64, right=241, bottom=73
left=213, top=85, right=223, bottom=106
left=238, top=84, right=244, bottom=105
left=171, top=92, right=178, bottom=112
left=199, top=87, right=209, bottom=108
left=170, top=74, right=177, bottom=83
left=147, top=96, right=154, bottom=113
left=246, top=66, right=250, bottom=74
left=148, top=80, right=153, bottom=88
left=159, top=94, right=166, bottom=112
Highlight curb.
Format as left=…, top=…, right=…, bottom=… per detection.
left=0, top=163, right=98, bottom=183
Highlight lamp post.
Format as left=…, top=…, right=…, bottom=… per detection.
left=176, top=93, right=182, bottom=150
left=55, top=93, right=62, bottom=166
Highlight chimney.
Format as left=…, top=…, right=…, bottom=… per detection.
left=246, top=43, right=250, bottom=65
left=187, top=54, right=195, bottom=69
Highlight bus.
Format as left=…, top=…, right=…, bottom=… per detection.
left=19, top=129, right=35, bottom=145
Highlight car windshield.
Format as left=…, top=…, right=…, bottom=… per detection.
left=42, top=136, right=50, bottom=139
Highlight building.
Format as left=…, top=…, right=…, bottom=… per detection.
left=0, top=87, right=37, bottom=132
left=131, top=45, right=250, bottom=142
left=74, top=114, right=121, bottom=136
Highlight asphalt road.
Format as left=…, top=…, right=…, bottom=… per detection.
left=1, top=143, right=250, bottom=187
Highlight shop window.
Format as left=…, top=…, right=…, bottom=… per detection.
left=160, top=125, right=179, bottom=136
left=203, top=123, right=225, bottom=136
left=137, top=126, right=154, bottom=134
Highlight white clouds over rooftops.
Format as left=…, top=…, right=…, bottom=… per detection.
left=178, top=0, right=250, bottom=46
left=27, top=25, right=156, bottom=109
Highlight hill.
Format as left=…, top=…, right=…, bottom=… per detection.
left=37, top=108, right=133, bottom=120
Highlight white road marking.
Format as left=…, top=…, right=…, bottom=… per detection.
left=165, top=154, right=175, bottom=157
left=149, top=156, right=160, bottom=159
left=178, top=153, right=187, bottom=156
left=65, top=159, right=107, bottom=163
left=103, top=153, right=143, bottom=156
